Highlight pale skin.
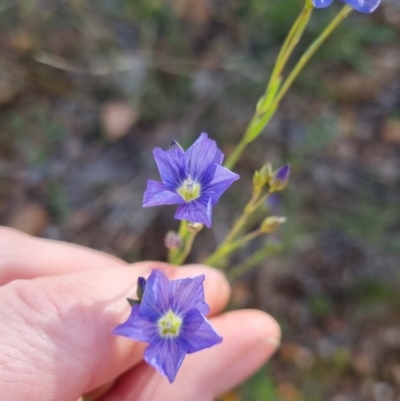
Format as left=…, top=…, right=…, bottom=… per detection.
left=0, top=227, right=281, bottom=401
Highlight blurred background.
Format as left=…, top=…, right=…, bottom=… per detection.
left=1, top=0, right=400, bottom=399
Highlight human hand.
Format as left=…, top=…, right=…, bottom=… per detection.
left=0, top=227, right=280, bottom=401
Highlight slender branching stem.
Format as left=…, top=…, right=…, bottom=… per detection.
left=168, top=220, right=189, bottom=264
left=173, top=229, right=198, bottom=266
left=203, top=229, right=263, bottom=267
left=224, top=5, right=352, bottom=170
left=272, top=5, right=352, bottom=107
left=203, top=191, right=271, bottom=267
left=227, top=242, right=283, bottom=282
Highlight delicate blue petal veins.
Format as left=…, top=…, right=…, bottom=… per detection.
left=184, top=133, right=223, bottom=180
left=182, top=309, right=223, bottom=354
left=153, top=147, right=185, bottom=190
left=312, top=0, right=334, bottom=7
left=140, top=270, right=171, bottom=320
left=143, top=180, right=185, bottom=207
left=202, top=164, right=240, bottom=206
left=143, top=133, right=239, bottom=227
left=112, top=304, right=157, bottom=343
left=144, top=337, right=188, bottom=383
left=340, top=0, right=381, bottom=13
left=112, top=270, right=222, bottom=383
left=174, top=198, right=213, bottom=228
left=169, top=275, right=210, bottom=316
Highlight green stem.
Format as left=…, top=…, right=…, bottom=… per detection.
left=203, top=190, right=271, bottom=267
left=227, top=242, right=283, bottom=282
left=173, top=229, right=198, bottom=266
left=269, top=3, right=313, bottom=94
left=203, top=229, right=262, bottom=267
left=168, top=220, right=188, bottom=264
left=224, top=5, right=352, bottom=170
left=224, top=4, right=313, bottom=170
left=272, top=5, right=352, bottom=107
left=252, top=192, right=270, bottom=211
left=219, top=196, right=258, bottom=246
left=223, top=136, right=247, bottom=171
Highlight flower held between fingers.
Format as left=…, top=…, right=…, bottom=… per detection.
left=143, top=133, right=239, bottom=228
left=113, top=270, right=223, bottom=383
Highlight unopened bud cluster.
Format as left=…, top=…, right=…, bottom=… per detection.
left=252, top=163, right=291, bottom=193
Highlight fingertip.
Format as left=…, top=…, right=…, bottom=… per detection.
left=209, top=310, right=280, bottom=396
left=240, top=309, right=281, bottom=343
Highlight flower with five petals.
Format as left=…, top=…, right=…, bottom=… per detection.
left=143, top=133, right=239, bottom=228
left=113, top=270, right=222, bottom=382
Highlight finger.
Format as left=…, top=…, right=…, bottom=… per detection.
left=0, top=226, right=126, bottom=285
left=99, top=310, right=280, bottom=401
left=0, top=263, right=230, bottom=401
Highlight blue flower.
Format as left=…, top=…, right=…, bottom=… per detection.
left=113, top=269, right=223, bottom=383
left=143, top=133, right=239, bottom=228
left=312, top=0, right=381, bottom=13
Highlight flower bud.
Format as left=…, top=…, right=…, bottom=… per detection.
left=269, top=164, right=290, bottom=192
left=260, top=216, right=286, bottom=234
left=253, top=164, right=272, bottom=192
left=164, top=231, right=183, bottom=250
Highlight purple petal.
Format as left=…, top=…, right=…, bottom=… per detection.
left=153, top=147, right=185, bottom=190
left=112, top=304, right=157, bottom=343
left=174, top=198, right=212, bottom=227
left=169, top=275, right=210, bottom=316
left=182, top=309, right=223, bottom=354
left=140, top=270, right=171, bottom=320
left=143, top=180, right=184, bottom=207
left=184, top=133, right=224, bottom=181
left=201, top=164, right=239, bottom=206
left=275, top=164, right=290, bottom=182
left=312, top=0, right=334, bottom=7
left=341, top=0, right=381, bottom=13
left=144, top=338, right=188, bottom=383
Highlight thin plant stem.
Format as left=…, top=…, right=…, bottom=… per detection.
left=224, top=4, right=313, bottom=170
left=173, top=229, right=198, bottom=266
left=203, top=229, right=262, bottom=266
left=224, top=5, right=352, bottom=170
left=227, top=242, right=283, bottom=281
left=268, top=3, right=313, bottom=94
left=224, top=136, right=247, bottom=171
left=272, top=5, right=352, bottom=107
left=203, top=191, right=271, bottom=267
left=168, top=220, right=188, bottom=264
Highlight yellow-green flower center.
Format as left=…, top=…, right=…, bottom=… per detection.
left=177, top=177, right=201, bottom=202
left=158, top=310, right=183, bottom=338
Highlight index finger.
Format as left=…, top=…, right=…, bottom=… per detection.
left=0, top=227, right=127, bottom=285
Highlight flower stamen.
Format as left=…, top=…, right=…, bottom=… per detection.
left=158, top=310, right=183, bottom=337
left=177, top=176, right=201, bottom=202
